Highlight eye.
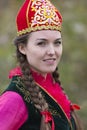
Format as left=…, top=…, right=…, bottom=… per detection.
left=37, top=41, right=47, bottom=47
left=54, top=40, right=62, bottom=46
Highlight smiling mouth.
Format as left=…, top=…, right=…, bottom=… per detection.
left=43, top=58, right=56, bottom=64
left=43, top=58, right=56, bottom=61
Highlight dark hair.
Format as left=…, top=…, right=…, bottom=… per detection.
left=14, top=33, right=83, bottom=130
left=14, top=33, right=61, bottom=130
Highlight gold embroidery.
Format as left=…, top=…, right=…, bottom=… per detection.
left=31, top=0, right=60, bottom=27
left=49, top=108, right=62, bottom=117
left=12, top=77, right=30, bottom=103
left=17, top=0, right=62, bottom=36
left=26, top=0, right=31, bottom=27
left=17, top=25, right=61, bottom=36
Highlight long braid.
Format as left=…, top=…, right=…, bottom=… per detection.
left=52, top=67, right=61, bottom=85
left=14, top=34, right=51, bottom=130
left=52, top=67, right=83, bottom=130
left=14, top=34, right=83, bottom=130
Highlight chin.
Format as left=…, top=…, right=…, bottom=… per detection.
left=44, top=68, right=56, bottom=73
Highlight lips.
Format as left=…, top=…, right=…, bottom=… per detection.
left=43, top=58, right=56, bottom=61
left=43, top=58, right=56, bottom=64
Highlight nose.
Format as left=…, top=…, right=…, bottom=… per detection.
left=47, top=44, right=55, bottom=56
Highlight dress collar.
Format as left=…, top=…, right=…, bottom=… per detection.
left=31, top=69, right=53, bottom=85
left=9, top=67, right=80, bottom=120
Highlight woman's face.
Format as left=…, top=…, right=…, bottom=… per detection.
left=19, top=30, right=62, bottom=76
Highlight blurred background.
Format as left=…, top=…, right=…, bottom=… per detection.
left=0, top=0, right=87, bottom=129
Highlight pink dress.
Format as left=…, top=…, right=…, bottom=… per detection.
left=0, top=91, right=28, bottom=130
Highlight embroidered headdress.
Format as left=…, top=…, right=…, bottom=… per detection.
left=16, top=0, right=62, bottom=36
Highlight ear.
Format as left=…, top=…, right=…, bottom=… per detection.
left=18, top=44, right=26, bottom=55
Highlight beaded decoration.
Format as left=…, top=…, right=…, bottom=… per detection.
left=16, top=0, right=62, bottom=36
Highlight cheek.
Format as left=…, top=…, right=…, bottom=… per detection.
left=57, top=46, right=63, bottom=56
left=60, top=47, right=63, bottom=55
left=26, top=50, right=40, bottom=64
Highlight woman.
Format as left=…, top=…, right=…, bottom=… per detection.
left=0, top=0, right=82, bottom=130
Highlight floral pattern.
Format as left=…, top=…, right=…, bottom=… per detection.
left=31, top=0, right=60, bottom=27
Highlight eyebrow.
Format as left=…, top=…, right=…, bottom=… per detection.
left=36, top=38, right=62, bottom=41
left=36, top=38, right=47, bottom=41
left=55, top=38, right=62, bottom=41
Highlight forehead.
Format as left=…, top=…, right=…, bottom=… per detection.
left=29, top=30, right=61, bottom=40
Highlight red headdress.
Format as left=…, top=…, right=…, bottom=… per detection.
left=16, top=0, right=62, bottom=36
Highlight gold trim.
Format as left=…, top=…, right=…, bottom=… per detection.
left=35, top=82, right=72, bottom=129
left=12, top=77, right=30, bottom=103
left=26, top=0, right=31, bottom=27
left=17, top=25, right=61, bottom=36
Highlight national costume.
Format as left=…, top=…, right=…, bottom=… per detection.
left=1, top=67, right=80, bottom=130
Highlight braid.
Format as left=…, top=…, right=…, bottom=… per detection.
left=21, top=61, right=50, bottom=130
left=14, top=34, right=83, bottom=130
left=72, top=111, right=84, bottom=130
left=52, top=67, right=61, bottom=85
left=14, top=34, right=51, bottom=130
left=53, top=68, right=83, bottom=130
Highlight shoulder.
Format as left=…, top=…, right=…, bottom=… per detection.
left=0, top=92, right=28, bottom=129
left=0, top=91, right=27, bottom=109
left=0, top=91, right=28, bottom=120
